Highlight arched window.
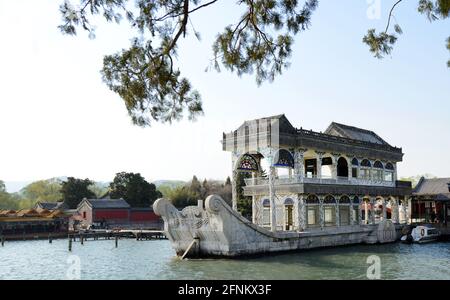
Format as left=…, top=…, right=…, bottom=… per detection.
left=339, top=196, right=351, bottom=226
left=360, top=159, right=371, bottom=180
left=340, top=196, right=351, bottom=204
left=337, top=157, right=348, bottom=178
left=323, top=195, right=336, bottom=226
left=284, top=198, right=294, bottom=205
left=324, top=195, right=336, bottom=204
left=352, top=197, right=360, bottom=224
left=384, top=163, right=394, bottom=182
left=284, top=198, right=294, bottom=230
left=361, top=159, right=371, bottom=167
left=306, top=195, right=319, bottom=227
left=373, top=161, right=384, bottom=181
left=273, top=149, right=294, bottom=168
left=306, top=195, right=319, bottom=204
left=374, top=161, right=383, bottom=169
left=262, top=199, right=270, bottom=227
left=237, top=154, right=259, bottom=172
left=351, top=158, right=359, bottom=178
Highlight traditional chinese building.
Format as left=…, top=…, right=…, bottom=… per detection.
left=0, top=209, right=69, bottom=239
left=222, top=114, right=412, bottom=232
left=411, top=177, right=450, bottom=224
left=76, top=198, right=161, bottom=229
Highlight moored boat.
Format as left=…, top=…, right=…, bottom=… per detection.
left=401, top=225, right=440, bottom=244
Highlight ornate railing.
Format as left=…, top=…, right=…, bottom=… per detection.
left=244, top=176, right=396, bottom=187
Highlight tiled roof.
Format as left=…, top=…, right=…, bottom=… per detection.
left=324, top=122, right=389, bottom=146
left=80, top=199, right=131, bottom=209
left=413, top=177, right=450, bottom=201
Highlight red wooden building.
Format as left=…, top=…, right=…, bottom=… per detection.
left=76, top=198, right=161, bottom=229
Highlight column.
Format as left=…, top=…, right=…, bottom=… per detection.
left=231, top=169, right=238, bottom=211
left=252, top=195, right=257, bottom=224
left=348, top=159, right=353, bottom=181
left=364, top=199, right=369, bottom=225
left=319, top=196, right=324, bottom=230
left=268, top=164, right=277, bottom=232
left=335, top=198, right=340, bottom=227
left=332, top=153, right=340, bottom=179
left=391, top=197, right=398, bottom=224
left=294, top=148, right=306, bottom=179
left=401, top=197, right=407, bottom=224
left=316, top=151, right=324, bottom=179
left=407, top=197, right=412, bottom=224
left=370, top=197, right=376, bottom=224
left=358, top=196, right=363, bottom=225
left=350, top=202, right=355, bottom=225
left=369, top=160, right=374, bottom=182
left=297, top=195, right=306, bottom=231
left=382, top=198, right=387, bottom=221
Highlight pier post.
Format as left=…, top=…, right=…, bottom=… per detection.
left=1, top=236, right=4, bottom=247
left=81, top=235, right=84, bottom=245
left=115, top=236, right=118, bottom=248
left=68, top=238, right=72, bottom=251
left=48, top=234, right=52, bottom=244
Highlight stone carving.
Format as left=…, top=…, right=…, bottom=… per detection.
left=376, top=220, right=397, bottom=243
left=180, top=206, right=209, bottom=229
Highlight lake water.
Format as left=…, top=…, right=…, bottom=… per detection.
left=0, top=239, right=449, bottom=280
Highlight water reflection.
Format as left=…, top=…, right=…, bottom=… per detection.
left=0, top=239, right=449, bottom=280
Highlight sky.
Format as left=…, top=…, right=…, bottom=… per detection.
left=0, top=0, right=449, bottom=192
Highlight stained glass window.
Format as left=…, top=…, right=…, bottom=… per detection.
left=361, top=159, right=371, bottom=167
left=374, top=161, right=383, bottom=169
left=352, top=158, right=359, bottom=166
left=273, top=149, right=294, bottom=168
left=385, top=162, right=394, bottom=170
left=238, top=154, right=259, bottom=171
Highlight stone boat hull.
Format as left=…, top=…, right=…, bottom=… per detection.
left=153, top=195, right=398, bottom=258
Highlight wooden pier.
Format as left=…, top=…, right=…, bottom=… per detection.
left=68, top=230, right=167, bottom=242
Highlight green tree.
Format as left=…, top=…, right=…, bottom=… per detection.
left=363, top=0, right=449, bottom=63
left=236, top=172, right=252, bottom=219
left=166, top=186, right=199, bottom=208
left=59, top=0, right=449, bottom=127
left=0, top=180, right=5, bottom=193
left=189, top=175, right=202, bottom=196
left=109, top=172, right=162, bottom=207
left=61, top=177, right=96, bottom=209
left=21, top=179, right=62, bottom=203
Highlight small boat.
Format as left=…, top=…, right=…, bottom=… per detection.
left=401, top=225, right=440, bottom=244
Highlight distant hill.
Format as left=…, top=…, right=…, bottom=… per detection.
left=4, top=178, right=185, bottom=194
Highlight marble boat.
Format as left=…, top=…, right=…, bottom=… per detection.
left=154, top=115, right=412, bottom=258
